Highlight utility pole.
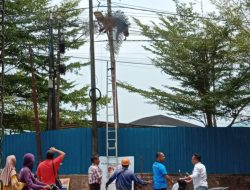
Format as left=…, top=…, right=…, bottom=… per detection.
left=89, top=0, right=98, bottom=155
left=0, top=0, right=5, bottom=167
left=29, top=45, right=43, bottom=163
left=107, top=0, right=119, bottom=141
left=48, top=12, right=57, bottom=130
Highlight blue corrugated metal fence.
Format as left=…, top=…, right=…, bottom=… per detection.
left=3, top=127, right=250, bottom=174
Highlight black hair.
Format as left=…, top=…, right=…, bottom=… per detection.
left=46, top=150, right=55, bottom=160
left=156, top=152, right=162, bottom=159
left=193, top=153, right=201, bottom=162
left=91, top=155, right=99, bottom=163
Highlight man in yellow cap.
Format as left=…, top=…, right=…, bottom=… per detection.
left=106, top=158, right=150, bottom=190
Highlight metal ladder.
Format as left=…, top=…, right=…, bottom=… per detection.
left=0, top=0, right=5, bottom=168
left=106, top=61, right=118, bottom=171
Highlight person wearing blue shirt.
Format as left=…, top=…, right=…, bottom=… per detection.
left=153, top=152, right=173, bottom=190
left=106, top=158, right=150, bottom=190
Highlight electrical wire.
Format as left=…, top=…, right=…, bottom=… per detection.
left=68, top=55, right=154, bottom=66
left=5, top=4, right=226, bottom=22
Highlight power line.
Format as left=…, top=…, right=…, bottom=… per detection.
left=68, top=55, right=155, bottom=66
left=97, top=5, right=223, bottom=21
left=99, top=0, right=173, bottom=14
left=5, top=4, right=225, bottom=22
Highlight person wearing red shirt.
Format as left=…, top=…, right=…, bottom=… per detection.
left=36, top=147, right=66, bottom=185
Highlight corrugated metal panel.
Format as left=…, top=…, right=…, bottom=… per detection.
left=3, top=127, right=250, bottom=174
left=4, top=128, right=92, bottom=174
left=117, top=127, right=250, bottom=174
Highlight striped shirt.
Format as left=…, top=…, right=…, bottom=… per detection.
left=106, top=168, right=146, bottom=190
left=88, top=164, right=103, bottom=184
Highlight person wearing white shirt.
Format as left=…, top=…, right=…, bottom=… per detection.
left=182, top=154, right=208, bottom=190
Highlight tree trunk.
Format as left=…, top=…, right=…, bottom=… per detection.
left=213, top=114, right=217, bottom=127
left=206, top=112, right=213, bottom=127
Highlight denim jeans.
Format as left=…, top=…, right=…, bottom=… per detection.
left=195, top=186, right=208, bottom=190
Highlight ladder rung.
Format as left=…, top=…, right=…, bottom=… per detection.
left=108, top=147, right=116, bottom=150
left=108, top=139, right=116, bottom=141
left=108, top=130, right=115, bottom=132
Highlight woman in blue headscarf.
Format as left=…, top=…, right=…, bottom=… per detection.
left=19, top=153, right=50, bottom=190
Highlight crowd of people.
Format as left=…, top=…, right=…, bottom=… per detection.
left=0, top=147, right=65, bottom=190
left=0, top=148, right=207, bottom=190
left=88, top=152, right=208, bottom=190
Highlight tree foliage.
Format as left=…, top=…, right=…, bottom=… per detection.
left=119, top=0, right=250, bottom=127
left=4, top=0, right=103, bottom=131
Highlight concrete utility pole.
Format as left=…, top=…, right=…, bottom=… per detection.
left=89, top=0, right=98, bottom=155
left=29, top=45, right=43, bottom=163
left=107, top=0, right=119, bottom=138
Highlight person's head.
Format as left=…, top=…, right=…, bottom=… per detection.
left=192, top=153, right=201, bottom=165
left=156, top=152, right=165, bottom=162
left=91, top=155, right=100, bottom=165
left=121, top=158, right=130, bottom=168
left=23, top=153, right=35, bottom=170
left=46, top=150, right=55, bottom=160
left=6, top=155, right=16, bottom=168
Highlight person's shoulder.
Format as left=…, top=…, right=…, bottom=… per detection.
left=89, top=165, right=96, bottom=170
left=158, top=162, right=165, bottom=168
left=20, top=167, right=30, bottom=174
left=38, top=160, right=46, bottom=167
left=126, top=169, right=133, bottom=174
left=22, top=167, right=29, bottom=171
left=196, top=162, right=205, bottom=168
left=200, top=163, right=206, bottom=169
left=153, top=161, right=163, bottom=167
left=115, top=168, right=122, bottom=173
left=153, top=161, right=158, bottom=166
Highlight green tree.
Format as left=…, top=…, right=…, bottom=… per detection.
left=211, top=0, right=250, bottom=125
left=119, top=1, right=250, bottom=127
left=3, top=0, right=103, bottom=131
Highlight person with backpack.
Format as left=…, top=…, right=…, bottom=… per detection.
left=36, top=147, right=66, bottom=187
left=106, top=158, right=150, bottom=190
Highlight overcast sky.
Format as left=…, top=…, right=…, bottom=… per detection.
left=50, top=0, right=233, bottom=126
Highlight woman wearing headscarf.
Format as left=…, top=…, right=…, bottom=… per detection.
left=0, top=155, right=25, bottom=190
left=19, top=153, right=50, bottom=190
